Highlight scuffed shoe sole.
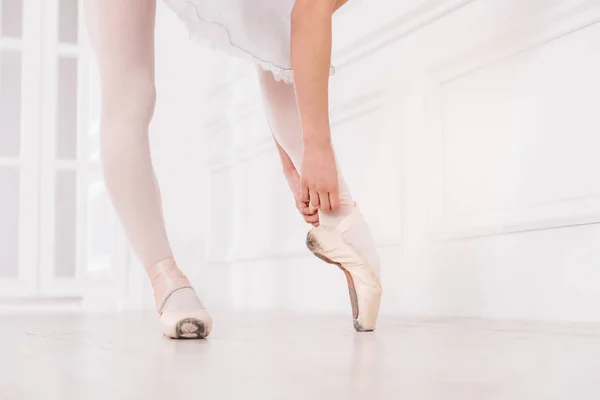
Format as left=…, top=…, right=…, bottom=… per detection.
left=160, top=309, right=213, bottom=339
left=172, top=318, right=209, bottom=339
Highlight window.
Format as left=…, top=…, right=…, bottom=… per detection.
left=0, top=0, right=122, bottom=299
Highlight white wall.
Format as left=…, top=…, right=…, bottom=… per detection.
left=152, top=0, right=600, bottom=322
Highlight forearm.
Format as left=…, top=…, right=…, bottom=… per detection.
left=290, top=0, right=338, bottom=148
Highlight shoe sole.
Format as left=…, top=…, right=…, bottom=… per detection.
left=172, top=318, right=209, bottom=340
left=306, top=232, right=372, bottom=332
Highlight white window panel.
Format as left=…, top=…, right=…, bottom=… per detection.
left=0, top=168, right=20, bottom=279
left=58, top=0, right=78, bottom=45
left=54, top=169, right=77, bottom=278
left=0, top=0, right=23, bottom=38
left=38, top=0, right=126, bottom=299
left=39, top=0, right=87, bottom=296
left=0, top=0, right=125, bottom=300
left=0, top=0, right=41, bottom=296
left=56, top=56, right=78, bottom=159
left=0, top=50, right=21, bottom=157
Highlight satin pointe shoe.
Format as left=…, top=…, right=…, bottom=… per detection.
left=306, top=208, right=383, bottom=332
left=147, top=258, right=212, bottom=339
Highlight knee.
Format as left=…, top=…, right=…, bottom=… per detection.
left=101, top=74, right=156, bottom=126
left=99, top=75, right=156, bottom=162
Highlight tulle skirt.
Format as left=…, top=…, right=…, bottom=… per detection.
left=163, top=0, right=334, bottom=83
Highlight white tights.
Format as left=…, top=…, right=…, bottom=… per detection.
left=86, top=0, right=379, bottom=312
left=86, top=0, right=173, bottom=269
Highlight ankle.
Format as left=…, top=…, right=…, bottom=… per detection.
left=319, top=202, right=356, bottom=229
left=146, top=258, right=193, bottom=311
left=146, top=257, right=178, bottom=280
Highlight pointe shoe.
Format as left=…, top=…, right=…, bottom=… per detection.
left=147, top=258, right=212, bottom=339
left=305, top=208, right=382, bottom=332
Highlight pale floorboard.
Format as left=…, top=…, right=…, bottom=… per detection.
left=1, top=312, right=600, bottom=399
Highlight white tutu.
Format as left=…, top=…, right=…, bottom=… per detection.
left=163, top=0, right=334, bottom=83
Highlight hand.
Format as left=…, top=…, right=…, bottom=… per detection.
left=301, top=143, right=340, bottom=212
left=284, top=167, right=320, bottom=226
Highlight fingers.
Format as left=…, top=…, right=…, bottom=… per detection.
left=306, top=189, right=339, bottom=213
left=312, top=188, right=339, bottom=213
left=301, top=184, right=310, bottom=204
left=304, top=213, right=320, bottom=226
left=298, top=202, right=320, bottom=226
left=329, top=191, right=340, bottom=211
left=309, top=188, right=320, bottom=209
left=298, top=202, right=316, bottom=215
left=319, top=191, right=331, bottom=212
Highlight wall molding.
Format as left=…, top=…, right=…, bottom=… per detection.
left=331, top=88, right=388, bottom=128
left=432, top=0, right=600, bottom=239
left=431, top=0, right=600, bottom=83
left=207, top=138, right=274, bottom=172
left=334, top=0, right=477, bottom=68
left=203, top=93, right=263, bottom=138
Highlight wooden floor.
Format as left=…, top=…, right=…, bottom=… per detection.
left=1, top=311, right=600, bottom=399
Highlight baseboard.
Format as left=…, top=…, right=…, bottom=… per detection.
left=0, top=297, right=83, bottom=314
